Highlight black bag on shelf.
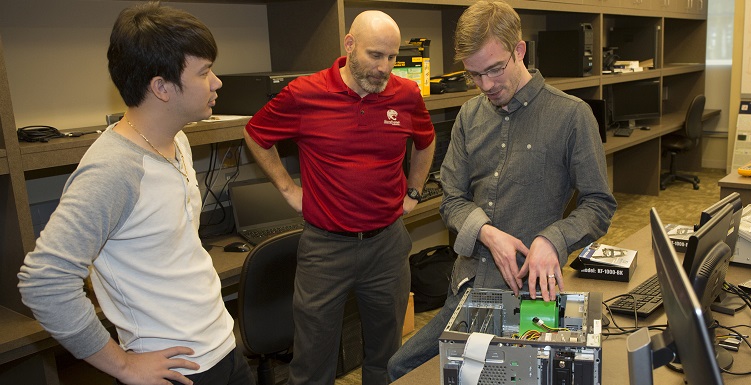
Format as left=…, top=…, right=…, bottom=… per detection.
left=409, top=245, right=457, bottom=313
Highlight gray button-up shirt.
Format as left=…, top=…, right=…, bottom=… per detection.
left=440, top=70, right=617, bottom=293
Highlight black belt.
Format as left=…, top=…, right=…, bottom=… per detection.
left=312, top=223, right=390, bottom=240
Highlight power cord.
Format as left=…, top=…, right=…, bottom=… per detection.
left=17, top=125, right=102, bottom=142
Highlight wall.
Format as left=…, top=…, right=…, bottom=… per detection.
left=728, top=0, right=747, bottom=171
left=0, top=0, right=271, bottom=130
left=702, top=65, right=731, bottom=170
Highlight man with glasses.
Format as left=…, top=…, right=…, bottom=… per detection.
left=387, top=1, right=616, bottom=380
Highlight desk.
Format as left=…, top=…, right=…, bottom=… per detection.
left=604, top=109, right=719, bottom=196
left=0, top=196, right=444, bottom=385
left=392, top=225, right=751, bottom=385
left=719, top=172, right=751, bottom=207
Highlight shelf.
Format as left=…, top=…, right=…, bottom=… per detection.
left=0, top=305, right=53, bottom=366
left=661, top=63, right=705, bottom=77
left=423, top=89, right=481, bottom=110
left=546, top=76, right=601, bottom=91
left=600, top=70, right=661, bottom=85
left=18, top=118, right=249, bottom=172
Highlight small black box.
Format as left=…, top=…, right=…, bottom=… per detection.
left=571, top=242, right=637, bottom=282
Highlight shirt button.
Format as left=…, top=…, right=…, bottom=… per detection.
left=505, top=116, right=509, bottom=121
left=523, top=101, right=528, bottom=106
left=360, top=110, right=365, bottom=115
left=488, top=201, right=494, bottom=207
left=494, top=172, right=499, bottom=177
left=501, top=143, right=506, bottom=148
left=527, top=144, right=532, bottom=149
left=481, top=258, right=487, bottom=262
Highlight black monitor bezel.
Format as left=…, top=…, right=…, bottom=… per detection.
left=640, top=208, right=724, bottom=385
left=607, top=79, right=661, bottom=125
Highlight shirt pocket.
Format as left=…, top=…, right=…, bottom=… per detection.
left=506, top=149, right=545, bottom=186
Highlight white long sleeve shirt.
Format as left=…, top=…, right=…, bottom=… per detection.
left=18, top=127, right=234, bottom=374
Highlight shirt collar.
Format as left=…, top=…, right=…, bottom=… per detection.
left=326, top=56, right=397, bottom=99
left=492, top=69, right=545, bottom=113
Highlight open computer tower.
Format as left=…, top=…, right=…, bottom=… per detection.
left=439, top=288, right=603, bottom=385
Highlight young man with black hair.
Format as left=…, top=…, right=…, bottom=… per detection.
left=18, top=3, right=254, bottom=384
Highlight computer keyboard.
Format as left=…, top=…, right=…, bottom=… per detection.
left=421, top=186, right=444, bottom=202
left=613, top=128, right=634, bottom=137
left=241, top=223, right=305, bottom=239
left=608, top=274, right=663, bottom=318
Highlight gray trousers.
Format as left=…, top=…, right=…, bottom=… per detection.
left=288, top=219, right=412, bottom=385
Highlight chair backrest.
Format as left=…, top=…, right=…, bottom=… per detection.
left=238, top=229, right=301, bottom=355
left=684, top=94, right=706, bottom=141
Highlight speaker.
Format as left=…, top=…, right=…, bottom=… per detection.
left=336, top=292, right=363, bottom=377
left=536, top=23, right=593, bottom=77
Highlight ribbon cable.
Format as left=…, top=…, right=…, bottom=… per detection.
left=459, top=332, right=495, bottom=385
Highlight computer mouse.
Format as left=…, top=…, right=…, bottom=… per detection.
left=223, top=241, right=250, bottom=253
left=640, top=126, right=651, bottom=130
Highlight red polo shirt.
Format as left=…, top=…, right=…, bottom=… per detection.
left=246, top=57, right=435, bottom=232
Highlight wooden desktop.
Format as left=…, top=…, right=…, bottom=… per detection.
left=391, top=224, right=751, bottom=385
left=604, top=109, right=719, bottom=196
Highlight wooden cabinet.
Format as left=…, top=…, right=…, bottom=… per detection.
left=0, top=0, right=707, bottom=383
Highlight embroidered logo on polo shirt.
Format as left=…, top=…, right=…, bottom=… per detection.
left=384, top=109, right=401, bottom=126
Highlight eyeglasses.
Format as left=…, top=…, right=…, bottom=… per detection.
left=464, top=54, right=514, bottom=83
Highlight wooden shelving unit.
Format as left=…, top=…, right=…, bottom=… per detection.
left=0, top=0, right=707, bottom=383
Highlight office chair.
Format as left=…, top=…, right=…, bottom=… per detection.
left=660, top=94, right=705, bottom=190
left=238, top=229, right=301, bottom=385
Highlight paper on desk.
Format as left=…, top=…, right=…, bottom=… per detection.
left=202, top=115, right=251, bottom=122
left=731, top=101, right=751, bottom=170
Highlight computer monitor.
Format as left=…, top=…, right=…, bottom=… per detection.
left=694, top=192, right=746, bottom=315
left=431, top=120, right=454, bottom=177
left=607, top=79, right=661, bottom=127
left=683, top=203, right=735, bottom=370
left=404, top=119, right=454, bottom=180
left=627, top=208, right=724, bottom=385
left=697, top=192, right=743, bottom=255
left=582, top=98, right=608, bottom=143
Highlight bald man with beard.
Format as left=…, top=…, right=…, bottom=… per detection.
left=244, top=10, right=436, bottom=385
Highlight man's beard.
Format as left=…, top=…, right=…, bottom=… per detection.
left=349, top=52, right=389, bottom=94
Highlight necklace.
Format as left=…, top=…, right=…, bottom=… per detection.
left=123, top=115, right=190, bottom=184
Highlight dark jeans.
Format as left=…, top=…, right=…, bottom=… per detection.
left=115, top=347, right=254, bottom=385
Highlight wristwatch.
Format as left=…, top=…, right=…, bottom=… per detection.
left=407, top=187, right=422, bottom=203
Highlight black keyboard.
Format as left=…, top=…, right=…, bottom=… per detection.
left=609, top=274, right=663, bottom=318
left=421, top=186, right=443, bottom=202
left=613, top=128, right=634, bottom=137
left=240, top=223, right=305, bottom=241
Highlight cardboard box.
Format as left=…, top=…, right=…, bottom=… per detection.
left=408, top=38, right=430, bottom=97
left=393, top=45, right=423, bottom=94
left=402, top=292, right=415, bottom=336
left=393, top=39, right=431, bottom=97
left=571, top=242, right=637, bottom=282
left=664, top=223, right=694, bottom=252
